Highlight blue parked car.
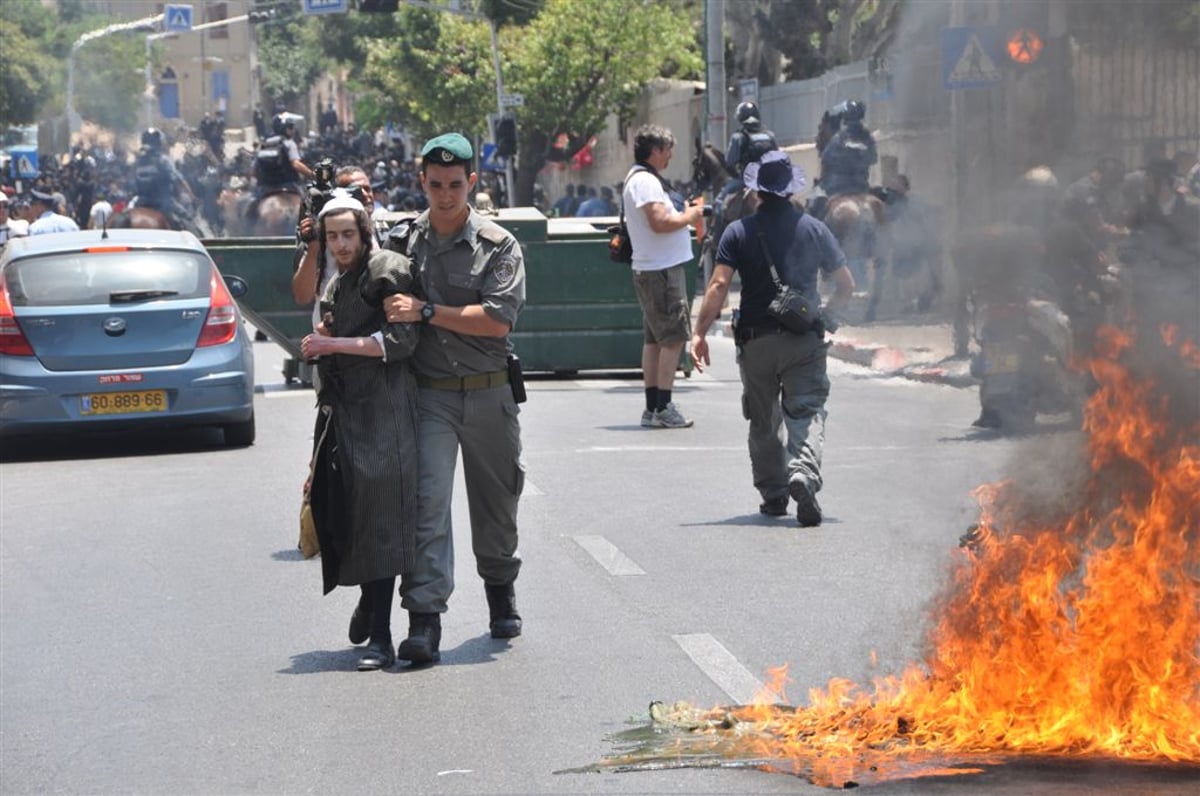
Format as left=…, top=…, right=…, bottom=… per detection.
left=0, top=229, right=255, bottom=446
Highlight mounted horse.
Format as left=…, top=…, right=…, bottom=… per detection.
left=246, top=190, right=303, bottom=238
left=812, top=110, right=889, bottom=321
left=690, top=138, right=760, bottom=287
left=108, top=206, right=173, bottom=230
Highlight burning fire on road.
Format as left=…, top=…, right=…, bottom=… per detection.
left=570, top=323, right=1199, bottom=788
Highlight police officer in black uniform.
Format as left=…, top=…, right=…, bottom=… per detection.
left=716, top=101, right=779, bottom=226
left=725, top=101, right=778, bottom=180
left=131, top=128, right=201, bottom=235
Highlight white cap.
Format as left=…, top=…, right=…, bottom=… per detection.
left=317, top=190, right=365, bottom=220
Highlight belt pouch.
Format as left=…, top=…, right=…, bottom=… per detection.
left=507, top=353, right=527, bottom=404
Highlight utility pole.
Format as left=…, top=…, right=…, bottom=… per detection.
left=489, top=19, right=514, bottom=207
left=705, top=0, right=726, bottom=150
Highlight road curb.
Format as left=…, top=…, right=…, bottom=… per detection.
left=829, top=337, right=907, bottom=372
left=708, top=320, right=976, bottom=388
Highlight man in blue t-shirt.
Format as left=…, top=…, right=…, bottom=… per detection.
left=691, top=150, right=855, bottom=527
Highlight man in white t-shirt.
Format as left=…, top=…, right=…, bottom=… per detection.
left=622, top=124, right=706, bottom=429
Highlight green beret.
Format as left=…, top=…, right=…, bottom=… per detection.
left=420, top=133, right=473, bottom=164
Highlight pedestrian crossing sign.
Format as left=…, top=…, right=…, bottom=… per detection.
left=164, top=4, right=193, bottom=32
left=9, top=147, right=38, bottom=179
left=942, top=26, right=1002, bottom=89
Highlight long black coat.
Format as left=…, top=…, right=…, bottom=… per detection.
left=310, top=249, right=420, bottom=595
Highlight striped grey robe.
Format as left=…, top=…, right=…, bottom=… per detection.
left=311, top=249, right=419, bottom=594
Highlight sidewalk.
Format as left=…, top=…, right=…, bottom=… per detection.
left=702, top=285, right=976, bottom=389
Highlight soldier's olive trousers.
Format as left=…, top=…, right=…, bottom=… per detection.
left=737, top=329, right=831, bottom=503
left=400, top=384, right=523, bottom=614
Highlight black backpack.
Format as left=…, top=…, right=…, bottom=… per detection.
left=256, top=136, right=292, bottom=184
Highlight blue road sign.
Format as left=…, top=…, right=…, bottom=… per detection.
left=304, top=0, right=347, bottom=15
left=942, top=26, right=1002, bottom=89
left=164, top=4, right=193, bottom=32
left=10, top=147, right=39, bottom=180
left=480, top=143, right=506, bottom=173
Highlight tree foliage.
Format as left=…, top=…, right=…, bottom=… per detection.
left=503, top=0, right=701, bottom=201
left=73, top=33, right=148, bottom=133
left=257, top=16, right=329, bottom=110
left=506, top=0, right=701, bottom=146
left=0, top=1, right=158, bottom=133
left=728, top=0, right=902, bottom=84
left=359, top=7, right=497, bottom=142
left=0, top=17, right=58, bottom=125
left=354, top=0, right=700, bottom=203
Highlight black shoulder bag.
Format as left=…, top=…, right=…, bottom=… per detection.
left=607, top=197, right=633, bottom=263
left=608, top=165, right=644, bottom=263
left=757, top=224, right=817, bottom=335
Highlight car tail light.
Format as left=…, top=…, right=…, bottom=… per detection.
left=0, top=274, right=34, bottom=356
left=196, top=265, right=238, bottom=347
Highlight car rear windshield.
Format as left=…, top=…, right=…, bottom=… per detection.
left=4, top=249, right=211, bottom=307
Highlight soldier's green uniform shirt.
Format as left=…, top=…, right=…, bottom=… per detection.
left=406, top=207, right=525, bottom=376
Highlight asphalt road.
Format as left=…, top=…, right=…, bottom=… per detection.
left=2, top=335, right=1196, bottom=795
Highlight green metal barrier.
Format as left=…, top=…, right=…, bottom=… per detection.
left=509, top=210, right=696, bottom=375
left=204, top=208, right=695, bottom=380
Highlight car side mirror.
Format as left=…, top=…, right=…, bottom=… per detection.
left=223, top=274, right=248, bottom=298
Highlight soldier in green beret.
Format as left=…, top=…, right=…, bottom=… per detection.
left=383, top=132, right=526, bottom=665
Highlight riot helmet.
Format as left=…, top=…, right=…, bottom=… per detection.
left=736, top=101, right=760, bottom=126
left=843, top=100, right=866, bottom=124
left=272, top=114, right=294, bottom=137
left=141, top=127, right=163, bottom=151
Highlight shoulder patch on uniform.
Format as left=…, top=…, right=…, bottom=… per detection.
left=492, top=253, right=518, bottom=287
left=384, top=221, right=413, bottom=254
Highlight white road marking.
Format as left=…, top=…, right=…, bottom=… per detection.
left=672, top=633, right=777, bottom=705
left=259, top=388, right=315, bottom=399
left=576, top=445, right=743, bottom=453
left=524, top=479, right=544, bottom=496
left=572, top=535, right=646, bottom=576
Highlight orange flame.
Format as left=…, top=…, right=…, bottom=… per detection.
left=664, top=324, right=1200, bottom=786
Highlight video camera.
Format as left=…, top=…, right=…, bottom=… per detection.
left=305, top=157, right=337, bottom=222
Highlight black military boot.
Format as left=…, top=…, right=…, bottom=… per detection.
left=485, top=583, right=522, bottom=639
left=396, top=612, right=441, bottom=664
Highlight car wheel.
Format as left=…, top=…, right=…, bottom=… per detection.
left=223, top=411, right=256, bottom=447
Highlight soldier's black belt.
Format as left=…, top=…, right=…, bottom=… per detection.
left=418, top=370, right=509, bottom=391
left=735, top=319, right=821, bottom=345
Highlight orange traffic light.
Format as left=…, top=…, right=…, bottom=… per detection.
left=1007, top=29, right=1044, bottom=64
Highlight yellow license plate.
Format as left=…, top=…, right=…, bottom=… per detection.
left=80, top=390, right=168, bottom=416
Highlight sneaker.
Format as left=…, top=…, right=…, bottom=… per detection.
left=789, top=480, right=823, bottom=527
left=651, top=403, right=693, bottom=429
left=641, top=409, right=655, bottom=427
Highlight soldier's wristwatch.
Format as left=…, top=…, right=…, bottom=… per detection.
left=420, top=302, right=436, bottom=324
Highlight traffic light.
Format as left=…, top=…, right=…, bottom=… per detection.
left=359, top=0, right=400, bottom=11
left=1000, top=2, right=1048, bottom=68
left=495, top=114, right=517, bottom=157
left=247, top=8, right=276, bottom=23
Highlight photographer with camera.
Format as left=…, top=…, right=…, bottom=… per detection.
left=293, top=164, right=376, bottom=319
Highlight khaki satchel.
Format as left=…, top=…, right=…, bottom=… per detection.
left=299, top=498, right=319, bottom=559
left=757, top=226, right=817, bottom=334
left=298, top=409, right=331, bottom=559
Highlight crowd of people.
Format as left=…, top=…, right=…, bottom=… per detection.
left=0, top=111, right=443, bottom=244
